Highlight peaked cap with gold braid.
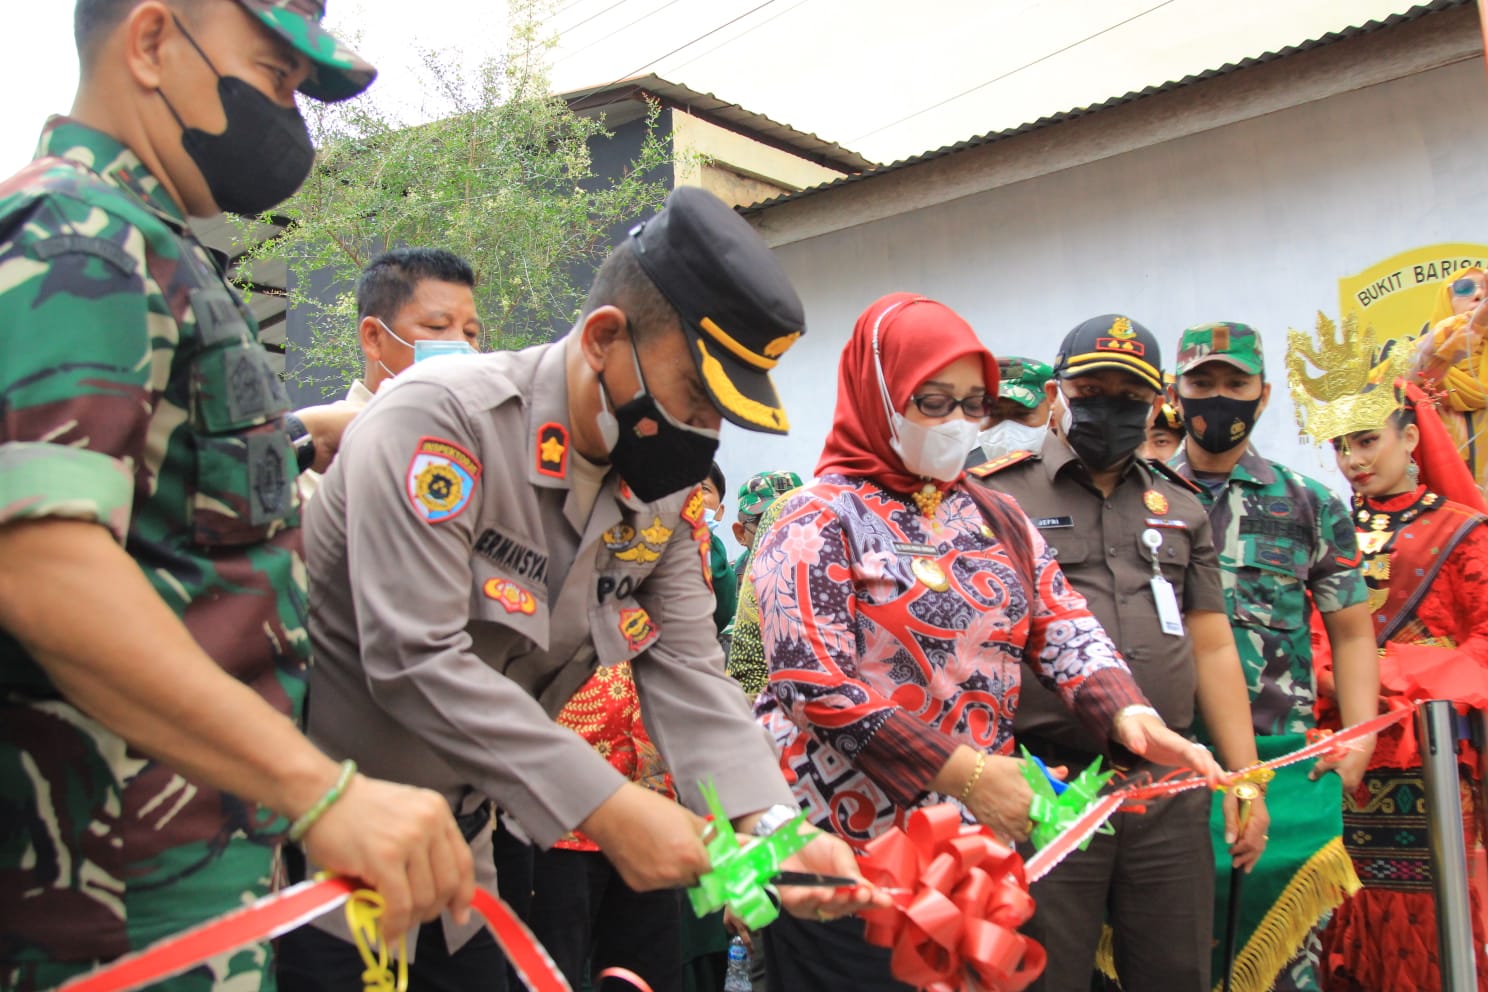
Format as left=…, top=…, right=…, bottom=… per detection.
left=628, top=187, right=805, bottom=435
left=1286, top=311, right=1408, bottom=443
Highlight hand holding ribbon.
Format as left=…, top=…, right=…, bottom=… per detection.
left=1020, top=748, right=1113, bottom=853
left=687, top=780, right=814, bottom=930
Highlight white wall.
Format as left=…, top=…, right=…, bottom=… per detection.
left=713, top=54, right=1488, bottom=553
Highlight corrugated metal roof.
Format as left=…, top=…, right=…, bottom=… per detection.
left=741, top=0, right=1472, bottom=215
left=562, top=73, right=880, bottom=174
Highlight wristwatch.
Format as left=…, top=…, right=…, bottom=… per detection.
left=284, top=413, right=316, bottom=474
left=751, top=804, right=801, bottom=837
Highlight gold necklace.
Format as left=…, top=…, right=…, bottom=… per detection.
left=910, top=482, right=943, bottom=517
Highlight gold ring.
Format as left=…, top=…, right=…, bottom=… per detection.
left=1262, top=834, right=1270, bottom=841
left=816, top=909, right=832, bottom=923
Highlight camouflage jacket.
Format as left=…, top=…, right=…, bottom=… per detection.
left=1171, top=445, right=1365, bottom=735
left=0, top=118, right=306, bottom=976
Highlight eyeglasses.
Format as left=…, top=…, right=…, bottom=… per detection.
left=1451, top=275, right=1484, bottom=298
left=908, top=393, right=995, bottom=418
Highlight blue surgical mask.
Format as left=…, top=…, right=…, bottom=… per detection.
left=374, top=318, right=476, bottom=379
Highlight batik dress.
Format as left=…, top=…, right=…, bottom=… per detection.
left=1318, top=485, right=1488, bottom=991
left=751, top=474, right=1145, bottom=843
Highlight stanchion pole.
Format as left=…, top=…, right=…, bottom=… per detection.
left=1419, top=699, right=1478, bottom=992
left=1473, top=710, right=1488, bottom=845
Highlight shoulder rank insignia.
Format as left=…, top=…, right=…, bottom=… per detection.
left=967, top=449, right=1036, bottom=478
left=406, top=436, right=482, bottom=524
left=1146, top=459, right=1203, bottom=495
left=536, top=422, right=568, bottom=479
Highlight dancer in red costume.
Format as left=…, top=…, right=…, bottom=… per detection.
left=1294, top=318, right=1488, bottom=991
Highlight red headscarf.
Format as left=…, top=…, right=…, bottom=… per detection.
left=815, top=292, right=999, bottom=495
left=1404, top=380, right=1488, bottom=513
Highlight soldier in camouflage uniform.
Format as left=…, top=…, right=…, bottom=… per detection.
left=1169, top=322, right=1377, bottom=992
left=0, top=3, right=473, bottom=989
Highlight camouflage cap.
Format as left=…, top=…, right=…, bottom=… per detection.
left=997, top=356, right=1054, bottom=409
left=237, top=0, right=376, bottom=103
left=736, top=470, right=803, bottom=518
left=1175, top=322, right=1264, bottom=376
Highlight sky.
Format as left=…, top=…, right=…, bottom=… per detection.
left=3, top=0, right=1423, bottom=173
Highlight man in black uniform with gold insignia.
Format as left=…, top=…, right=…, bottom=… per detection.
left=969, top=314, right=1267, bottom=992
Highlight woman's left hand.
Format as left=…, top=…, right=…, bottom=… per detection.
left=1113, top=711, right=1223, bottom=787
left=775, top=828, right=894, bottom=923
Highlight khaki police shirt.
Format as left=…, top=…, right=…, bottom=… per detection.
left=303, top=338, right=790, bottom=947
left=972, top=434, right=1225, bottom=755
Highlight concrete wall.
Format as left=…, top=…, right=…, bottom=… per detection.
left=670, top=109, right=848, bottom=204
left=712, top=31, right=1488, bottom=547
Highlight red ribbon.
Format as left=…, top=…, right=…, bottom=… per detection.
left=57, top=879, right=653, bottom=992
left=1024, top=707, right=1415, bottom=883
left=856, top=805, right=1046, bottom=992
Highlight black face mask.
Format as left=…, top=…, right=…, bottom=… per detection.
left=159, top=18, right=315, bottom=216
left=1062, top=394, right=1151, bottom=470
left=1179, top=395, right=1262, bottom=453
left=598, top=347, right=719, bottom=504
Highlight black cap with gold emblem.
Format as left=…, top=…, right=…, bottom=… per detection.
left=1052, top=314, right=1164, bottom=393
left=627, top=187, right=805, bottom=435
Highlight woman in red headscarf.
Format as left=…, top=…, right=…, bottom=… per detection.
left=750, top=294, right=1220, bottom=991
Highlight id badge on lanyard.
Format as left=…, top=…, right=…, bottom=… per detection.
left=1142, top=528, right=1184, bottom=637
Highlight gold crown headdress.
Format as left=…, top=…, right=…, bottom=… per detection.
left=1286, top=311, right=1408, bottom=443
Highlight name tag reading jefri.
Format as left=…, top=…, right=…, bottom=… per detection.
left=1033, top=516, right=1074, bottom=529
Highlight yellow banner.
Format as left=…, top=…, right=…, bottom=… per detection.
left=1337, top=243, right=1488, bottom=341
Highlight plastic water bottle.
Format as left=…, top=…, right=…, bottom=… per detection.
left=722, top=936, right=752, bottom=992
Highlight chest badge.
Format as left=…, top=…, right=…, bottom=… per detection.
left=483, top=578, right=537, bottom=616
left=613, top=517, right=672, bottom=563
left=619, top=606, right=659, bottom=652
left=603, top=523, right=637, bottom=551
left=1143, top=489, right=1169, bottom=515
left=911, top=557, right=951, bottom=593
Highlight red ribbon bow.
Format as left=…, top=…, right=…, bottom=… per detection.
left=857, top=805, right=1046, bottom=992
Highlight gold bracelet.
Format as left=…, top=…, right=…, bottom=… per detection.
left=959, top=752, right=987, bottom=804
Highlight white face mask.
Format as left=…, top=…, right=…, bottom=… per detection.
left=870, top=299, right=981, bottom=483
left=892, top=414, right=982, bottom=482
left=374, top=317, right=414, bottom=380
left=974, top=420, right=1047, bottom=462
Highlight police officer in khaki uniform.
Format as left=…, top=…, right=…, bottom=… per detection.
left=283, top=187, right=883, bottom=988
left=970, top=315, right=1267, bottom=992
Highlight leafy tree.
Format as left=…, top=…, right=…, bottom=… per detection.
left=248, top=2, right=676, bottom=394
